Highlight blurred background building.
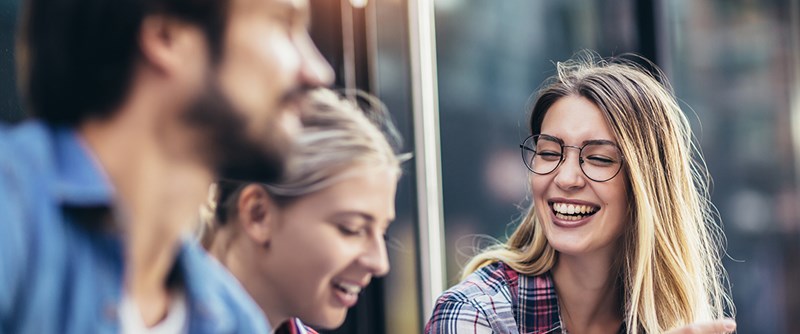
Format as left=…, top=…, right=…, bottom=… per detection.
left=1, top=0, right=798, bottom=333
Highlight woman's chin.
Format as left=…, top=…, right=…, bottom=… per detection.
left=306, top=309, right=347, bottom=330
left=547, top=236, right=593, bottom=257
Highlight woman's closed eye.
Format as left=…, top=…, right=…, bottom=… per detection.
left=537, top=151, right=562, bottom=161
left=585, top=155, right=616, bottom=166
left=337, top=224, right=367, bottom=237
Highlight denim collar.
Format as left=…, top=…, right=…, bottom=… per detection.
left=50, top=126, right=250, bottom=332
left=51, top=126, right=114, bottom=208
left=177, top=238, right=237, bottom=333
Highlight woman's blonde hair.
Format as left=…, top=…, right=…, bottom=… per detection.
left=462, top=52, right=733, bottom=333
left=199, top=88, right=407, bottom=245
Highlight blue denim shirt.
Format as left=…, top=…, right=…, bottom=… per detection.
left=0, top=121, right=271, bottom=333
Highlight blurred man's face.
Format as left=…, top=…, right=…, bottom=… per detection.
left=192, top=0, right=333, bottom=182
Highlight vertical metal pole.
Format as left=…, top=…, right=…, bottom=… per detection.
left=791, top=0, right=800, bottom=188
left=341, top=0, right=357, bottom=97
left=365, top=0, right=379, bottom=95
left=407, top=0, right=445, bottom=321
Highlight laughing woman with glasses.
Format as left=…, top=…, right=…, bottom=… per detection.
left=425, top=52, right=735, bottom=334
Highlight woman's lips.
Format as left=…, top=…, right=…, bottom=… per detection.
left=332, top=280, right=364, bottom=308
left=332, top=286, right=359, bottom=307
left=548, top=200, right=599, bottom=228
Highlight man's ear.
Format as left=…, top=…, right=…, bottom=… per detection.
left=236, top=184, right=278, bottom=246
left=138, top=14, right=208, bottom=77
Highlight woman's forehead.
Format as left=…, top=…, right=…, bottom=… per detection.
left=540, top=96, right=616, bottom=143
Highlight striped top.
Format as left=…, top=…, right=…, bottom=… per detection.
left=275, top=318, right=318, bottom=334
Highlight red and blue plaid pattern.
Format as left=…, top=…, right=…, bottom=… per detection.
left=425, top=261, right=563, bottom=334
left=275, top=318, right=319, bottom=334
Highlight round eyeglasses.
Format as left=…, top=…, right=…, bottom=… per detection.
left=519, top=134, right=624, bottom=182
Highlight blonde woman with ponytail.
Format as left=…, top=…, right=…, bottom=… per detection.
left=425, top=53, right=735, bottom=334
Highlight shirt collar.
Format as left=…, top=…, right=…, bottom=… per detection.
left=176, top=237, right=237, bottom=333
left=514, top=269, right=562, bottom=333
left=52, top=126, right=114, bottom=207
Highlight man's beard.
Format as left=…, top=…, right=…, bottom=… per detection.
left=182, top=80, right=288, bottom=183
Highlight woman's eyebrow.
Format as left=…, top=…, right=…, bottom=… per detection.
left=537, top=133, right=564, bottom=144
left=539, top=133, right=617, bottom=146
left=330, top=211, right=395, bottom=230
left=330, top=211, right=375, bottom=223
left=582, top=139, right=618, bottom=146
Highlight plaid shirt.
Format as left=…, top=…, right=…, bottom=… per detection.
left=427, top=262, right=627, bottom=333
left=425, top=261, right=563, bottom=333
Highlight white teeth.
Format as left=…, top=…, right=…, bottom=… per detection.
left=552, top=202, right=597, bottom=215
left=335, top=282, right=362, bottom=294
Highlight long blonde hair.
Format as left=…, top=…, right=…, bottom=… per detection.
left=462, top=52, right=733, bottom=333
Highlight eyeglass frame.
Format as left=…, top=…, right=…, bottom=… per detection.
left=519, top=134, right=625, bottom=182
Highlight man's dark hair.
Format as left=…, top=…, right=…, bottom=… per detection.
left=16, top=0, right=230, bottom=126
